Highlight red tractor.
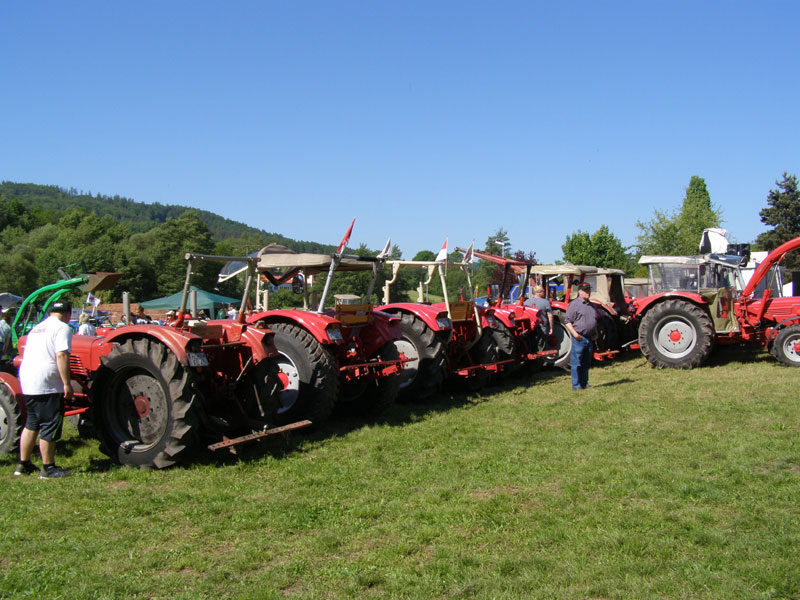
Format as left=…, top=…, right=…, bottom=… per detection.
left=459, top=248, right=636, bottom=369
left=0, top=257, right=310, bottom=468
left=633, top=236, right=800, bottom=368
left=220, top=222, right=408, bottom=420
left=530, top=264, right=637, bottom=368
left=380, top=251, right=511, bottom=392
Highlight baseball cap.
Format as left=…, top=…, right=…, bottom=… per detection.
left=578, top=282, right=591, bottom=293
left=51, top=301, right=73, bottom=314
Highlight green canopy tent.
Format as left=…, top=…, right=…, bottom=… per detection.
left=139, top=286, right=240, bottom=316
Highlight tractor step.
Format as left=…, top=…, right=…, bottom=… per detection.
left=208, top=419, right=313, bottom=452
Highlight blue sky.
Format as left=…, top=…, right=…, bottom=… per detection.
left=2, top=1, right=798, bottom=263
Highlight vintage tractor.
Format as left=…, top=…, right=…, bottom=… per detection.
left=0, top=258, right=310, bottom=468
left=634, top=236, right=800, bottom=368
left=380, top=249, right=510, bottom=392
left=220, top=222, right=408, bottom=420
left=458, top=249, right=636, bottom=369
left=455, top=247, right=559, bottom=372
left=528, top=263, right=636, bottom=368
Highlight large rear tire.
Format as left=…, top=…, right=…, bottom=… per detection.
left=94, top=339, right=200, bottom=469
left=595, top=313, right=619, bottom=353
left=394, top=313, right=446, bottom=401
left=487, top=323, right=519, bottom=381
left=465, top=329, right=499, bottom=391
left=638, top=299, right=714, bottom=369
left=270, top=322, right=338, bottom=426
left=771, top=324, right=800, bottom=367
left=0, top=385, right=22, bottom=456
left=237, top=359, right=283, bottom=427
left=337, top=340, right=402, bottom=416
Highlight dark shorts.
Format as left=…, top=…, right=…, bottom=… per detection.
left=23, top=393, right=64, bottom=442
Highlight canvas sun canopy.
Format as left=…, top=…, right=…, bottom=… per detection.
left=139, top=286, right=240, bottom=313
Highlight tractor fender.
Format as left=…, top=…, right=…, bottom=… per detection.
left=356, top=310, right=404, bottom=356
left=0, top=372, right=25, bottom=426
left=99, top=325, right=202, bottom=368
left=634, top=292, right=710, bottom=320
left=0, top=372, right=22, bottom=400
left=235, top=322, right=278, bottom=362
left=247, top=310, right=342, bottom=345
left=380, top=303, right=450, bottom=332
left=764, top=315, right=800, bottom=346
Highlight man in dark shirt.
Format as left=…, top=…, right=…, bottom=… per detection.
left=564, top=282, right=598, bottom=390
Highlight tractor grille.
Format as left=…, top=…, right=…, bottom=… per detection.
left=69, top=354, right=88, bottom=377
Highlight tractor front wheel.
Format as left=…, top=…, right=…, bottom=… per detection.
left=771, top=324, right=800, bottom=367
left=0, top=385, right=22, bottom=456
left=94, top=339, right=200, bottom=469
left=638, top=299, right=714, bottom=369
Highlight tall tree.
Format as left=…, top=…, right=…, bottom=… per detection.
left=562, top=225, right=632, bottom=271
left=756, top=172, right=800, bottom=250
left=756, top=172, right=800, bottom=272
left=636, top=176, right=722, bottom=256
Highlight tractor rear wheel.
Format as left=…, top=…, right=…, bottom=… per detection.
left=337, top=340, right=402, bottom=415
left=394, top=313, right=446, bottom=401
left=771, top=324, right=800, bottom=367
left=95, top=339, right=200, bottom=469
left=465, top=329, right=499, bottom=391
left=270, top=322, right=338, bottom=426
left=543, top=311, right=572, bottom=370
left=638, top=299, right=714, bottom=369
left=0, top=385, right=22, bottom=456
left=595, top=313, right=619, bottom=353
left=487, top=323, right=519, bottom=381
left=237, top=359, right=283, bottom=427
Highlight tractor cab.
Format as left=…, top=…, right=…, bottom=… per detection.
left=638, top=254, right=746, bottom=333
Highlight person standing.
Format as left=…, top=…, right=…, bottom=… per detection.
left=14, top=301, right=74, bottom=478
left=77, top=312, right=97, bottom=336
left=524, top=285, right=555, bottom=351
left=564, top=282, right=598, bottom=390
left=0, top=308, right=14, bottom=361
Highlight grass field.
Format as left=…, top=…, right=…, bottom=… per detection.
left=2, top=346, right=799, bottom=599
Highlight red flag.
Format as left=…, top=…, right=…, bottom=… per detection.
left=336, top=218, right=356, bottom=255
left=435, top=238, right=448, bottom=262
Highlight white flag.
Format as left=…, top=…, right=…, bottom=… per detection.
left=435, top=238, right=448, bottom=262
left=463, top=241, right=474, bottom=264
left=86, top=293, right=101, bottom=307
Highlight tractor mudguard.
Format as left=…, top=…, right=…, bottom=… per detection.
left=100, top=325, right=204, bottom=369
left=247, top=310, right=342, bottom=345
left=235, top=322, right=278, bottom=362
left=0, top=372, right=23, bottom=402
left=356, top=311, right=403, bottom=357
left=634, top=292, right=709, bottom=318
left=380, top=303, right=450, bottom=333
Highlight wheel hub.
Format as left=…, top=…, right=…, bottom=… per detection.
left=134, top=395, right=151, bottom=418
left=277, top=353, right=300, bottom=413
left=655, top=320, right=696, bottom=356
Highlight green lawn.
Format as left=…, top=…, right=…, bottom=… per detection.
left=2, top=346, right=799, bottom=599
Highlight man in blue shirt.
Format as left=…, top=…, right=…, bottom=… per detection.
left=564, top=282, right=598, bottom=390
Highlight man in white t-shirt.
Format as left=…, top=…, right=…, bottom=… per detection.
left=14, top=301, right=74, bottom=479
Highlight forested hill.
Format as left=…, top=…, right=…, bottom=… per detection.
left=0, top=181, right=322, bottom=249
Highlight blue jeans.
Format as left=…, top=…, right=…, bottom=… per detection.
left=570, top=336, right=593, bottom=389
